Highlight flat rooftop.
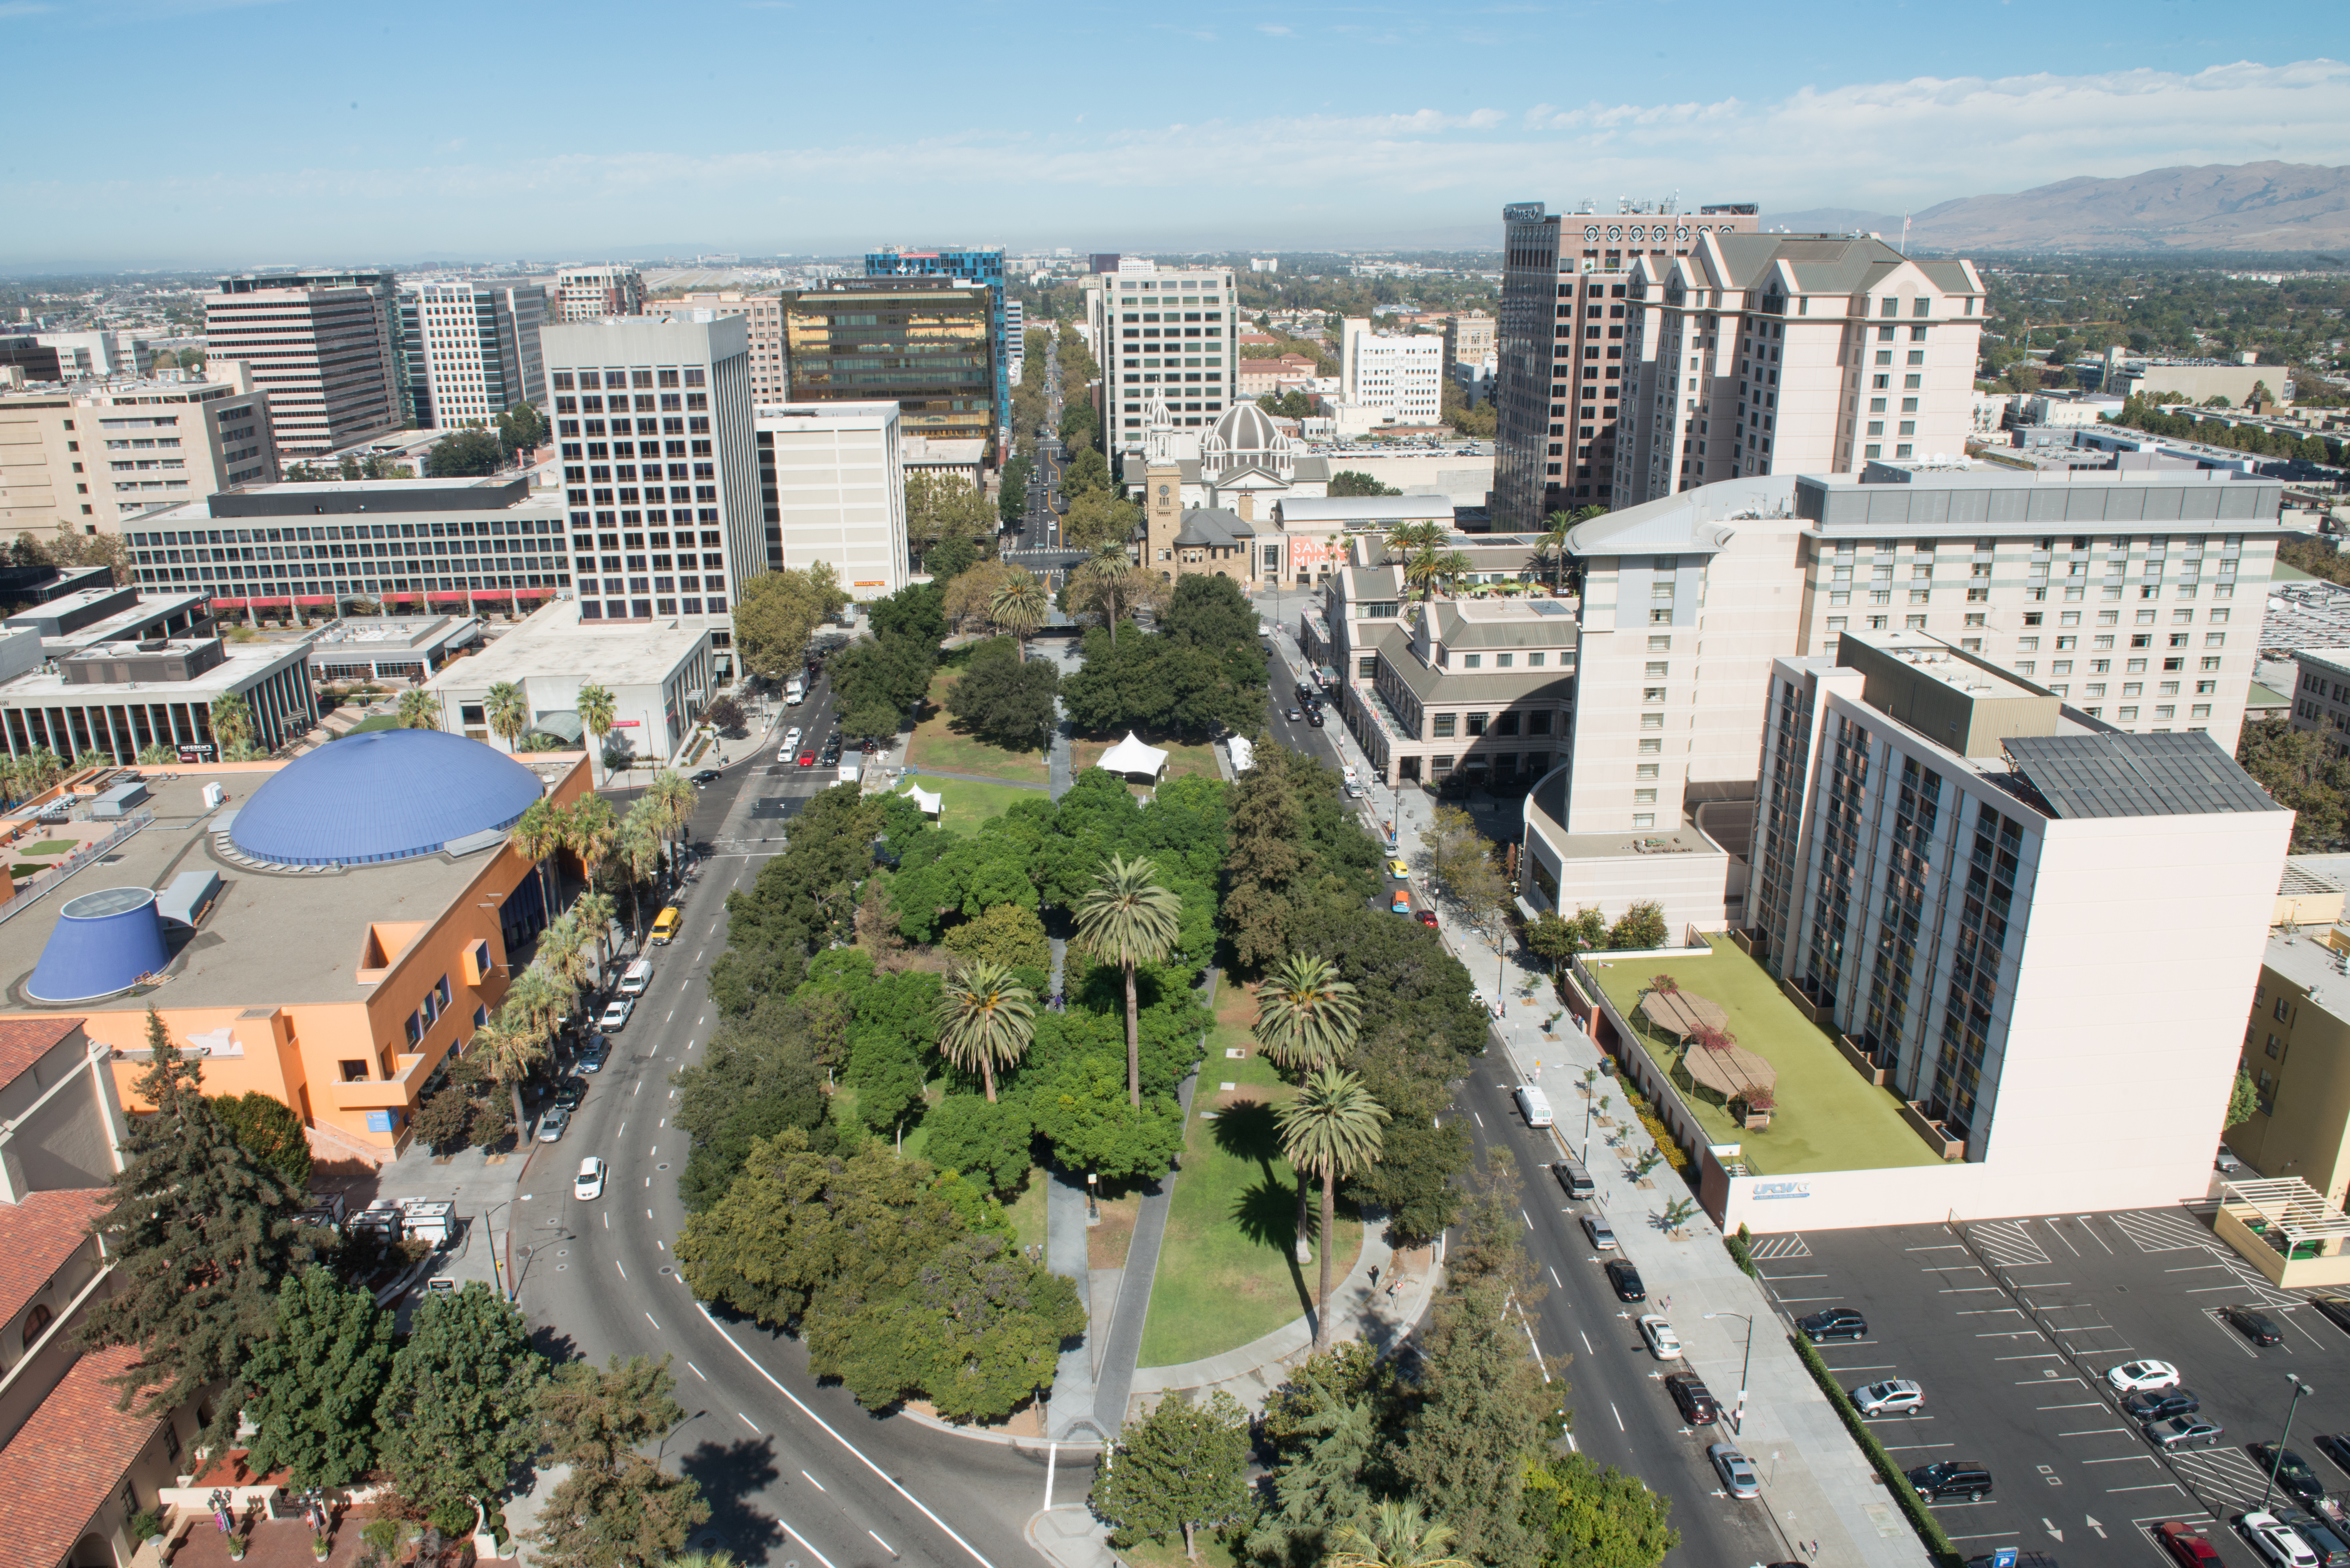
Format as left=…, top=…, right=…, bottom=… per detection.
left=0, top=637, right=305, bottom=702
left=426, top=600, right=707, bottom=690
left=1586, top=937, right=1946, bottom=1175
left=309, top=616, right=478, bottom=652
left=0, top=767, right=543, bottom=1013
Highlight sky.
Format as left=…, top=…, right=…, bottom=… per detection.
left=2, top=0, right=2344, bottom=270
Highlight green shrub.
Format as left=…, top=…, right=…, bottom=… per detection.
left=1725, top=1222, right=1758, bottom=1279
left=1789, top=1331, right=1959, bottom=1567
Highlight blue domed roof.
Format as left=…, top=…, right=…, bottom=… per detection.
left=230, top=729, right=545, bottom=867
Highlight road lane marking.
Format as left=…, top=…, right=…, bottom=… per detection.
left=648, top=1209, right=655, bottom=1219
left=738, top=1411, right=760, bottom=1431
left=1550, top=1267, right=1561, bottom=1287
left=647, top=1313, right=661, bottom=1331
left=617, top=1261, right=627, bottom=1278
left=687, top=1361, right=705, bottom=1380
left=699, top=1305, right=1000, bottom=1568
left=778, top=1520, right=838, bottom=1568
left=870, top=1531, right=897, bottom=1557
left=603, top=1213, right=608, bottom=1229
left=802, top=1469, right=826, bottom=1491
left=619, top=1122, right=627, bottom=1136
left=1610, top=1402, right=1624, bottom=1431
left=1580, top=1331, right=1594, bottom=1354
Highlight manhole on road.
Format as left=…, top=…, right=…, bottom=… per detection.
left=657, top=1163, right=671, bottom=1171
left=661, top=1265, right=674, bottom=1275
left=557, top=1249, right=569, bottom=1257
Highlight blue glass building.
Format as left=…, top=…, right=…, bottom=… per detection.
left=864, top=248, right=1008, bottom=446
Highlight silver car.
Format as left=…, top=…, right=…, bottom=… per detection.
left=537, top=1105, right=572, bottom=1143
left=1709, top=1443, right=1761, bottom=1499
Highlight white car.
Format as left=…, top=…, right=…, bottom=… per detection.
left=2240, top=1511, right=2322, bottom=1568
left=782, top=727, right=803, bottom=751
left=574, top=1156, right=606, bottom=1201
left=1638, top=1315, right=1684, bottom=1361
left=598, top=997, right=634, bottom=1032
left=2106, top=1359, right=2181, bottom=1394
left=1852, top=1379, right=1925, bottom=1416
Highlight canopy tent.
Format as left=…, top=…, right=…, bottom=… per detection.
left=901, top=784, right=943, bottom=818
left=1097, top=732, right=1169, bottom=780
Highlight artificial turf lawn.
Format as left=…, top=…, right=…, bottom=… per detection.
left=1586, top=935, right=1942, bottom=1175
left=1135, top=1007, right=1364, bottom=1369
left=905, top=669, right=1052, bottom=785
left=22, top=840, right=76, bottom=855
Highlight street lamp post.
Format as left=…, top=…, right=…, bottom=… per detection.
left=2263, top=1373, right=2317, bottom=1510
left=1704, top=1311, right=1757, bottom=1435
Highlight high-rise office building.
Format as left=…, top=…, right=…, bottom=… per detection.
left=204, top=271, right=404, bottom=460
left=1084, top=265, right=1239, bottom=449
left=541, top=316, right=758, bottom=622
left=651, top=292, right=787, bottom=400
left=0, top=362, right=276, bottom=536
left=1493, top=201, right=1760, bottom=528
left=398, top=281, right=548, bottom=431
left=865, top=248, right=1009, bottom=442
left=555, top=266, right=646, bottom=323
left=1338, top=319, right=1443, bottom=426
left=1618, top=235, right=1986, bottom=505
left=779, top=278, right=997, bottom=456
left=755, top=401, right=909, bottom=601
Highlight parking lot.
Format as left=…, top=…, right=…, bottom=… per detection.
left=1754, top=1207, right=2350, bottom=1568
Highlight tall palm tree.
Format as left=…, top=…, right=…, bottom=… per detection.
left=1069, top=546, right=1163, bottom=645
left=1383, top=520, right=1444, bottom=565
left=209, top=693, right=254, bottom=754
left=575, top=682, right=617, bottom=781
left=613, top=803, right=666, bottom=940
left=536, top=910, right=594, bottom=1002
left=565, top=794, right=618, bottom=879
left=136, top=743, right=177, bottom=766
left=510, top=797, right=567, bottom=918
left=935, top=959, right=1037, bottom=1103
left=1327, top=1502, right=1467, bottom=1568
left=649, top=768, right=697, bottom=865
left=572, top=886, right=618, bottom=980
left=1253, top=953, right=1363, bottom=1077
left=484, top=682, right=530, bottom=750
left=396, top=688, right=441, bottom=730
left=1275, top=1066, right=1390, bottom=1349
left=990, top=573, right=1050, bottom=659
left=1537, top=509, right=1577, bottom=596
left=467, top=1010, right=548, bottom=1150
left=1072, top=853, right=1183, bottom=1106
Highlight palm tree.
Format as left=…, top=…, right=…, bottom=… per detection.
left=17, top=748, right=62, bottom=800
left=990, top=573, right=1050, bottom=659
left=467, top=1011, right=548, bottom=1150
left=536, top=910, right=594, bottom=1002
left=1327, top=1502, right=1467, bottom=1568
left=1253, top=953, right=1363, bottom=1077
left=613, top=803, right=666, bottom=941
left=136, top=743, right=177, bottom=766
left=648, top=768, right=696, bottom=865
left=935, top=959, right=1037, bottom=1103
left=576, top=682, right=617, bottom=782
left=1383, top=519, right=1445, bottom=565
left=209, top=692, right=254, bottom=755
left=572, top=886, right=618, bottom=980
left=1072, top=853, right=1183, bottom=1107
left=565, top=795, right=618, bottom=892
left=1069, top=546, right=1164, bottom=644
left=396, top=688, right=441, bottom=730
left=484, top=682, right=530, bottom=750
left=1537, top=509, right=1577, bottom=595
left=510, top=797, right=567, bottom=918
left=71, top=749, right=111, bottom=775
left=1275, top=1066, right=1389, bottom=1349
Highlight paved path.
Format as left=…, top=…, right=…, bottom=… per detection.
left=1089, top=1062, right=1198, bottom=1435
left=1042, top=1165, right=1099, bottom=1442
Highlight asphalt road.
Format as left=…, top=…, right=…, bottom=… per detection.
left=517, top=670, right=1090, bottom=1568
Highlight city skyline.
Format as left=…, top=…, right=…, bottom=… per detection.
left=0, top=0, right=2340, bottom=266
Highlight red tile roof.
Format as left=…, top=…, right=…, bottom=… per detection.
left=0, top=1342, right=163, bottom=1568
left=0, top=1187, right=107, bottom=1333
left=0, top=1017, right=86, bottom=1093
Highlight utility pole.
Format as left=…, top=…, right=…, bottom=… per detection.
left=2262, top=1373, right=2316, bottom=1510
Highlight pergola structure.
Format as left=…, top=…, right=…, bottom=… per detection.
left=1638, top=985, right=1778, bottom=1115
left=2216, top=1175, right=2350, bottom=1287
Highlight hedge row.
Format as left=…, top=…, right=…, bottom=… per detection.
left=1725, top=1224, right=1758, bottom=1279
left=1788, top=1330, right=1960, bottom=1568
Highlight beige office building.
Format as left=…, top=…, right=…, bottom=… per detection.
left=653, top=292, right=787, bottom=400
left=556, top=266, right=647, bottom=323
left=1085, top=265, right=1240, bottom=447
left=0, top=363, right=277, bottom=538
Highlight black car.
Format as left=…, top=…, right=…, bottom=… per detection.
left=2122, top=1388, right=2201, bottom=1421
left=2315, top=1433, right=2350, bottom=1478
left=2280, top=1509, right=2350, bottom=1568
left=2251, top=1444, right=2326, bottom=1506
left=1907, top=1460, right=1992, bottom=1502
left=1798, top=1307, right=1868, bottom=1343
left=691, top=767, right=723, bottom=785
left=552, top=1077, right=588, bottom=1111
left=1665, top=1372, right=1719, bottom=1426
left=1604, top=1260, right=1646, bottom=1302
left=1306, top=710, right=1325, bottom=727
left=2225, top=1304, right=2285, bottom=1346
left=2313, top=1296, right=2350, bottom=1336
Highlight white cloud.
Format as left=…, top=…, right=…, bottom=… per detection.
left=0, top=2, right=56, bottom=16
left=1255, top=22, right=1292, bottom=34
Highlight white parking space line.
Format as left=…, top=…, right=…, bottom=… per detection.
left=778, top=1520, right=838, bottom=1568
left=647, top=1313, right=661, bottom=1331
left=802, top=1470, right=826, bottom=1490
left=2081, top=1455, right=2159, bottom=1465
left=2057, top=1427, right=2129, bottom=1437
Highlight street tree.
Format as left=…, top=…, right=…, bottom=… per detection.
left=425, top=429, right=505, bottom=477
left=240, top=1266, right=394, bottom=1489
left=375, top=1281, right=547, bottom=1534
left=81, top=1012, right=306, bottom=1451
left=1253, top=952, right=1363, bottom=1076
left=828, top=1234, right=1083, bottom=1422
left=528, top=1355, right=711, bottom=1568
left=935, top=957, right=1036, bottom=1102
left=1073, top=853, right=1183, bottom=1105
left=1521, top=1453, right=1679, bottom=1568
left=1090, top=1390, right=1253, bottom=1562
left=1328, top=471, right=1401, bottom=498
left=944, top=639, right=1059, bottom=751
left=1276, top=1067, right=1389, bottom=1346
left=1062, top=491, right=1141, bottom=554
left=732, top=563, right=848, bottom=685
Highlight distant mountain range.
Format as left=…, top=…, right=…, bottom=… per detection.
left=1775, top=162, right=2350, bottom=254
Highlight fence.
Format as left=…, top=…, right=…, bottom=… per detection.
left=0, top=809, right=156, bottom=927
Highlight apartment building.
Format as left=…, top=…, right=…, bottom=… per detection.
left=542, top=314, right=760, bottom=620
left=754, top=400, right=910, bottom=599
left=1338, top=319, right=1443, bottom=427
left=1083, top=265, right=1239, bottom=447
left=2288, top=647, right=2350, bottom=751
left=1444, top=312, right=1496, bottom=375
left=1618, top=234, right=1986, bottom=504
left=778, top=278, right=997, bottom=456
left=2234, top=920, right=2350, bottom=1208
left=866, top=248, right=1010, bottom=439
left=204, top=271, right=403, bottom=460
left=1347, top=595, right=1578, bottom=788
left=556, top=265, right=646, bottom=323
left=0, top=364, right=276, bottom=537
left=1493, top=200, right=1762, bottom=528
left=1737, top=631, right=2287, bottom=1220
left=652, top=292, right=788, bottom=401
left=398, top=280, right=548, bottom=431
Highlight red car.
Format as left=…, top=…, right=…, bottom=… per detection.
left=1418, top=910, right=1438, bottom=928
left=797, top=750, right=816, bottom=767
left=2155, top=1521, right=2222, bottom=1567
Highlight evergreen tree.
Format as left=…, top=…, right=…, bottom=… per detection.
left=1091, top=1389, right=1253, bottom=1562
left=209, top=1089, right=315, bottom=1188
left=81, top=1010, right=307, bottom=1449
left=1520, top=1453, right=1677, bottom=1568
left=529, top=1355, right=711, bottom=1568
left=1244, top=1381, right=1381, bottom=1566
left=376, top=1282, right=547, bottom=1533
left=240, top=1266, right=394, bottom=1487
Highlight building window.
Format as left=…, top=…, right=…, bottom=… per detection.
left=1632, top=813, right=1656, bottom=829
left=1638, top=738, right=1661, bottom=754
left=1466, top=713, right=1488, bottom=736
left=1432, top=714, right=1456, bottom=738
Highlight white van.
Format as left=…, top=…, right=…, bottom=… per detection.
left=618, top=959, right=653, bottom=996
left=785, top=678, right=806, bottom=706
left=1515, top=1086, right=1555, bottom=1128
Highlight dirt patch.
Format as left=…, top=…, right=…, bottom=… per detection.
left=1387, top=1242, right=1435, bottom=1280
left=1089, top=1191, right=1140, bottom=1270
left=905, top=1396, right=1045, bottom=1438
left=1214, top=980, right=1258, bottom=1031
left=1213, top=1084, right=1274, bottom=1112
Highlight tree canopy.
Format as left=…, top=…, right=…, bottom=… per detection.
left=424, top=429, right=506, bottom=478
left=732, top=564, right=848, bottom=684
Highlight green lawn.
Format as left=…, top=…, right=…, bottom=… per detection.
left=1587, top=936, right=1944, bottom=1175
left=22, top=840, right=76, bottom=855
left=1137, top=1020, right=1363, bottom=1368
left=341, top=713, right=403, bottom=735
left=892, top=775, right=1043, bottom=834
left=905, top=670, right=1053, bottom=785
left=1069, top=732, right=1222, bottom=785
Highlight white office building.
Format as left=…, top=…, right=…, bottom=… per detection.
left=555, top=266, right=646, bottom=323
left=754, top=401, right=909, bottom=602
left=1084, top=265, right=1239, bottom=447
left=399, top=281, right=548, bottom=430
left=542, top=315, right=758, bottom=622
left=1339, top=319, right=1444, bottom=426
left=1731, top=629, right=2289, bottom=1225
